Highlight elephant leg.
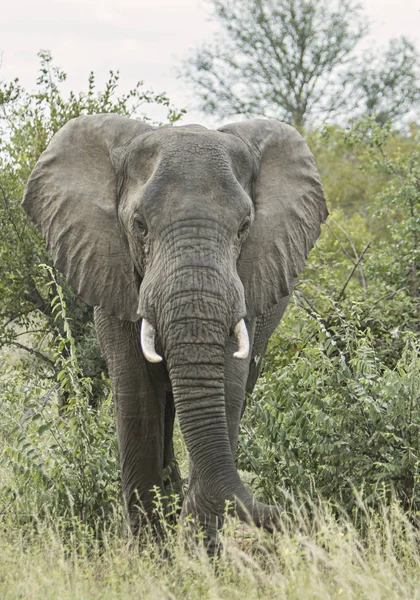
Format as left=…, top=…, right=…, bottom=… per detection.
left=246, top=297, right=290, bottom=394
left=94, top=306, right=169, bottom=534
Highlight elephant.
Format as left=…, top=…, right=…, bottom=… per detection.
left=23, top=114, right=327, bottom=545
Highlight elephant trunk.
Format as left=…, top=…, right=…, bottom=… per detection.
left=163, top=308, right=278, bottom=528
left=139, top=235, right=278, bottom=528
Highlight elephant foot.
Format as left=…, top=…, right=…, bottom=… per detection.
left=125, top=486, right=179, bottom=542
left=179, top=486, right=225, bottom=557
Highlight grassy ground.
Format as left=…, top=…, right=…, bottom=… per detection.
left=1, top=501, right=419, bottom=600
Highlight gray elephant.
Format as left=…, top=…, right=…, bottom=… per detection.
left=23, top=114, right=327, bottom=544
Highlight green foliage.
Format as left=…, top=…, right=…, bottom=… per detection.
left=344, top=118, right=420, bottom=295
left=307, top=126, right=389, bottom=215
left=1, top=268, right=119, bottom=530
left=239, top=319, right=420, bottom=517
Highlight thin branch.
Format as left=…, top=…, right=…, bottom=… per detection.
left=1, top=315, right=19, bottom=329
left=325, top=221, right=356, bottom=264
left=8, top=341, right=55, bottom=369
left=0, top=183, right=24, bottom=243
left=0, top=308, right=39, bottom=327
left=361, top=287, right=406, bottom=315
left=328, top=218, right=359, bottom=262
left=294, top=289, right=329, bottom=329
left=24, top=283, right=53, bottom=319
left=327, top=219, right=368, bottom=289
left=18, top=384, right=60, bottom=426
left=377, top=145, right=403, bottom=178
left=295, top=288, right=321, bottom=317
left=336, top=242, right=371, bottom=302
left=14, top=329, right=48, bottom=337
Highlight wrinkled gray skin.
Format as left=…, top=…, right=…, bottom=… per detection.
left=23, top=115, right=327, bottom=545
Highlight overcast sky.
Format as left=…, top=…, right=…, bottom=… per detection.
left=1, top=0, right=419, bottom=126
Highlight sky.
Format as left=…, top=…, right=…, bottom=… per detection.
left=1, top=0, right=419, bottom=127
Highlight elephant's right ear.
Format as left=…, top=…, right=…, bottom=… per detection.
left=23, top=114, right=153, bottom=321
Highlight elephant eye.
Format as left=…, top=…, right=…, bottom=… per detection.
left=238, top=216, right=251, bottom=238
left=134, top=217, right=148, bottom=237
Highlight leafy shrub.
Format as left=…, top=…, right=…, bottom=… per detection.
left=1, top=267, right=120, bottom=532
left=0, top=51, right=185, bottom=399
left=239, top=310, right=420, bottom=518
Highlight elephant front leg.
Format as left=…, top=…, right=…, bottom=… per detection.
left=116, top=391, right=166, bottom=534
left=94, top=307, right=168, bottom=535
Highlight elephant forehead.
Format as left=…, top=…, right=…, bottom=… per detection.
left=141, top=162, right=252, bottom=225
left=122, top=128, right=254, bottom=224
left=126, top=128, right=255, bottom=189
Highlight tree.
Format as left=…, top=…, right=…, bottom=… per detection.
left=0, top=51, right=184, bottom=400
left=182, top=0, right=367, bottom=128
left=347, top=37, right=420, bottom=126
left=183, top=0, right=420, bottom=129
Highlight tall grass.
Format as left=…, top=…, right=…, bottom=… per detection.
left=1, top=499, right=419, bottom=599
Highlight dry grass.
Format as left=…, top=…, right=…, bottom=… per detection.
left=1, top=500, right=419, bottom=600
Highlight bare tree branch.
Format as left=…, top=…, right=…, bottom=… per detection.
left=182, top=0, right=368, bottom=127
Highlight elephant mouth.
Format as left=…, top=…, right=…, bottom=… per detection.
left=140, top=317, right=250, bottom=363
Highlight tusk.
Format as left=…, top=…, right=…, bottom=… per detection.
left=233, top=319, right=250, bottom=360
left=140, top=319, right=163, bottom=363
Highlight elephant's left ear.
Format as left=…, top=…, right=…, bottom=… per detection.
left=219, top=119, right=328, bottom=318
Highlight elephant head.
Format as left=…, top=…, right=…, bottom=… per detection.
left=23, top=114, right=327, bottom=528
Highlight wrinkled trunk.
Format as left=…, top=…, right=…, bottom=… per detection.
left=139, top=222, right=279, bottom=529
left=166, top=313, right=274, bottom=525
left=161, top=287, right=277, bottom=526
left=167, top=313, right=241, bottom=500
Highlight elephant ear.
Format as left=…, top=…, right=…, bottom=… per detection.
left=23, top=114, right=153, bottom=321
left=219, top=119, right=328, bottom=317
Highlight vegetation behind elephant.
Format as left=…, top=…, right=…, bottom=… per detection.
left=22, top=114, right=327, bottom=544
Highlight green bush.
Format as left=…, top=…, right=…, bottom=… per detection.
left=239, top=311, right=420, bottom=518
left=0, top=51, right=185, bottom=400
left=1, top=268, right=120, bottom=532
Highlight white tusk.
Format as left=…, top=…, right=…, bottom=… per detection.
left=140, top=319, right=163, bottom=363
left=233, top=319, right=250, bottom=360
